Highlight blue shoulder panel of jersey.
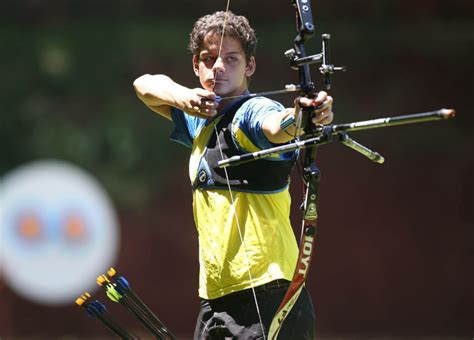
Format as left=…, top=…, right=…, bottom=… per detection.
left=234, top=97, right=284, bottom=150
left=233, top=97, right=297, bottom=161
left=170, top=107, right=206, bottom=149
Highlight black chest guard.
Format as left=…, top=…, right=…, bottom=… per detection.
left=193, top=99, right=297, bottom=192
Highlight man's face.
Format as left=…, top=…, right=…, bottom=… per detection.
left=193, top=33, right=255, bottom=97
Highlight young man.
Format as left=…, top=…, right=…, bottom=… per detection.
left=134, top=11, right=333, bottom=339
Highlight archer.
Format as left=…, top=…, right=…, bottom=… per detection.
left=133, top=10, right=333, bottom=339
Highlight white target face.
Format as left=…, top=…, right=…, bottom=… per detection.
left=0, top=160, right=119, bottom=305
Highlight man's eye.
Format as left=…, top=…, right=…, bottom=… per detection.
left=227, top=56, right=237, bottom=62
left=201, top=56, right=215, bottom=63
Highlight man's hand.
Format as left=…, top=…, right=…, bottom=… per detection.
left=296, top=91, right=334, bottom=125
left=133, top=74, right=220, bottom=121
left=185, top=88, right=219, bottom=119
left=262, top=91, right=334, bottom=144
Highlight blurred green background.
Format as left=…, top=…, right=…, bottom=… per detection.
left=0, top=0, right=472, bottom=338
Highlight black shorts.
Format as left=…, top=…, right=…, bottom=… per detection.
left=194, top=280, right=315, bottom=339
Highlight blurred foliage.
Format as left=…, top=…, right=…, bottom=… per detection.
left=0, top=0, right=472, bottom=209
left=0, top=19, right=193, bottom=208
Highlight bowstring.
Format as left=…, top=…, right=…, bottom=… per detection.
left=212, top=1, right=267, bottom=338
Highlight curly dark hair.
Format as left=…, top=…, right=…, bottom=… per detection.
left=188, top=11, right=257, bottom=61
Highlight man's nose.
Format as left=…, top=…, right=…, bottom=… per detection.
left=212, top=57, right=225, bottom=73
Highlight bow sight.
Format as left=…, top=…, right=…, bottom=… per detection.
left=289, top=0, right=345, bottom=92
left=285, top=34, right=346, bottom=90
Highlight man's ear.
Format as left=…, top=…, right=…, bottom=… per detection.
left=192, top=55, right=199, bottom=76
left=245, top=56, right=256, bottom=78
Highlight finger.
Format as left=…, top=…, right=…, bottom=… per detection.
left=200, top=98, right=221, bottom=111
left=314, top=96, right=333, bottom=113
left=295, top=96, right=313, bottom=108
left=195, top=87, right=216, bottom=99
left=200, top=98, right=219, bottom=109
left=312, top=110, right=333, bottom=125
left=193, top=111, right=214, bottom=119
left=313, top=91, right=328, bottom=106
left=296, top=93, right=330, bottom=108
left=319, top=114, right=333, bottom=125
left=202, top=107, right=217, bottom=116
left=190, top=105, right=217, bottom=118
left=313, top=105, right=330, bottom=119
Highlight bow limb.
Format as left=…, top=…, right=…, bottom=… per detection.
left=268, top=0, right=321, bottom=338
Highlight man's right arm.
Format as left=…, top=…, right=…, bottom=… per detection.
left=133, top=74, right=218, bottom=121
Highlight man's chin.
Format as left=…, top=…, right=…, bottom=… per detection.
left=213, top=87, right=241, bottom=97
left=212, top=85, right=227, bottom=95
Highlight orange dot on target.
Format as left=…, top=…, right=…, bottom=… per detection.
left=18, top=215, right=42, bottom=240
left=64, top=215, right=87, bottom=241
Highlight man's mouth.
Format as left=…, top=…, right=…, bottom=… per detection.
left=206, top=78, right=227, bottom=93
